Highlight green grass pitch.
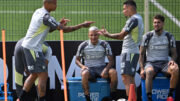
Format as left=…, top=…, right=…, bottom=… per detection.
left=0, top=0, right=179, bottom=41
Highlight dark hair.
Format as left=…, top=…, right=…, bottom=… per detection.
left=154, top=14, right=165, bottom=22
left=123, top=0, right=137, bottom=9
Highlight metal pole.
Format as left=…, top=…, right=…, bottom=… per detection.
left=144, top=0, right=149, bottom=33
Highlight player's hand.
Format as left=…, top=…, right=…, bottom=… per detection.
left=168, top=60, right=178, bottom=70
left=99, top=27, right=109, bottom=37
left=82, top=65, right=89, bottom=70
left=140, top=69, right=145, bottom=79
left=101, top=68, right=109, bottom=78
left=60, top=17, right=70, bottom=26
left=82, top=21, right=95, bottom=28
left=168, top=60, right=175, bottom=66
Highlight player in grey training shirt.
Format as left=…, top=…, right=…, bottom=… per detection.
left=139, top=14, right=179, bottom=101
left=76, top=26, right=118, bottom=101
left=18, top=0, right=94, bottom=101
left=99, top=1, right=143, bottom=99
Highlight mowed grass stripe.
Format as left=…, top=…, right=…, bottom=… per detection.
left=0, top=0, right=179, bottom=41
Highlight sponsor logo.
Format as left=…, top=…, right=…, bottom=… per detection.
left=42, top=66, right=46, bottom=69
left=78, top=92, right=99, bottom=101
left=28, top=65, right=34, bottom=70
left=152, top=89, right=169, bottom=99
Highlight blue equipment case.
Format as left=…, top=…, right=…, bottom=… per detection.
left=141, top=73, right=175, bottom=101
left=0, top=83, right=13, bottom=101
left=67, top=77, right=110, bottom=101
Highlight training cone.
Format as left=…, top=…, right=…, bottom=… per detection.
left=167, top=96, right=173, bottom=101
left=128, top=84, right=136, bottom=101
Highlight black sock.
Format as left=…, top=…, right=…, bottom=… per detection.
left=40, top=96, right=46, bottom=101
left=147, top=92, right=152, bottom=100
left=85, top=94, right=91, bottom=101
left=19, top=90, right=28, bottom=101
left=110, top=91, right=118, bottom=100
left=168, top=88, right=175, bottom=97
left=124, top=95, right=128, bottom=100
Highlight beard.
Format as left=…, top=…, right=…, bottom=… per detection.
left=155, top=27, right=163, bottom=33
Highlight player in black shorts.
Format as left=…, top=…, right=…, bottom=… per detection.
left=14, top=38, right=52, bottom=101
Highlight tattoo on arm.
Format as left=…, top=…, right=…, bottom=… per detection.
left=75, top=56, right=84, bottom=68
left=59, top=24, right=83, bottom=33
left=139, top=46, right=146, bottom=70
left=106, top=55, right=114, bottom=69
left=111, top=34, right=120, bottom=39
left=170, top=47, right=177, bottom=61
left=108, top=30, right=128, bottom=40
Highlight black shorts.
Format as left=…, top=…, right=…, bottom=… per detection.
left=120, top=53, right=139, bottom=76
left=14, top=44, right=39, bottom=98
left=81, top=65, right=106, bottom=81
left=22, top=47, right=47, bottom=73
left=145, top=61, right=169, bottom=73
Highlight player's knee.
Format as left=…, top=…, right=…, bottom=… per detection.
left=81, top=70, right=90, bottom=78
left=121, top=75, right=130, bottom=83
left=38, top=73, right=48, bottom=83
left=145, top=68, right=154, bottom=77
left=170, top=65, right=179, bottom=75
left=31, top=73, right=38, bottom=79
left=109, top=69, right=117, bottom=77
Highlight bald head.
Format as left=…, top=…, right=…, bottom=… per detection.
left=89, top=26, right=99, bottom=32
left=43, top=0, right=53, bottom=3
left=43, top=0, right=57, bottom=12
left=88, top=26, right=99, bottom=45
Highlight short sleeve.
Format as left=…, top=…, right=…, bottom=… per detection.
left=105, top=42, right=113, bottom=56
left=141, top=34, right=148, bottom=47
left=44, top=47, right=52, bottom=61
left=43, top=14, right=60, bottom=30
left=171, top=35, right=176, bottom=48
left=42, top=43, right=52, bottom=61
left=123, top=17, right=138, bottom=33
left=76, top=41, right=88, bottom=57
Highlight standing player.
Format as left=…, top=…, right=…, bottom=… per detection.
left=99, top=0, right=144, bottom=100
left=18, top=0, right=94, bottom=101
left=15, top=38, right=52, bottom=101
left=139, top=14, right=179, bottom=101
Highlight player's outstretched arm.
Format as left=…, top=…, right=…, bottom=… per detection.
left=58, top=21, right=95, bottom=33
left=43, top=14, right=94, bottom=33
left=99, top=27, right=128, bottom=40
